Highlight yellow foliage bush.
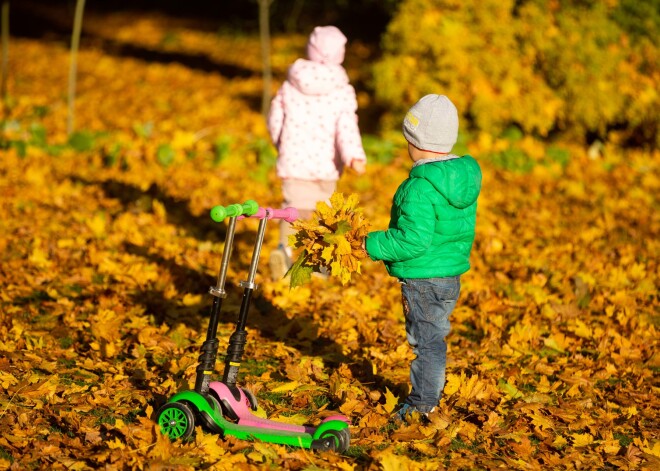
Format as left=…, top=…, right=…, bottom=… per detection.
left=374, top=0, right=659, bottom=146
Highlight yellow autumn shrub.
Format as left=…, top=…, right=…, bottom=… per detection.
left=374, top=0, right=659, bottom=145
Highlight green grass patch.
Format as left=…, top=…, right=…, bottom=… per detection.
left=14, top=290, right=55, bottom=305
left=343, top=444, right=370, bottom=462
left=456, top=321, right=484, bottom=342
left=614, top=432, right=633, bottom=447
left=240, top=358, right=277, bottom=377
left=312, top=393, right=330, bottom=409
left=0, top=446, right=13, bottom=463
left=60, top=374, right=88, bottom=387
left=59, top=337, right=74, bottom=349
left=258, top=391, right=288, bottom=406
left=90, top=408, right=116, bottom=426
left=57, top=358, right=77, bottom=368
left=449, top=437, right=484, bottom=454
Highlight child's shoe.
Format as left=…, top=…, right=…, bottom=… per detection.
left=312, top=266, right=329, bottom=280
left=393, top=403, right=435, bottom=424
left=269, top=244, right=292, bottom=281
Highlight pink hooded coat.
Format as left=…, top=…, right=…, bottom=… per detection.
left=267, top=26, right=367, bottom=181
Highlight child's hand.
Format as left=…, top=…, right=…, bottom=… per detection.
left=349, top=159, right=366, bottom=175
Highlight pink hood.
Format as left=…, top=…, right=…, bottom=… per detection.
left=287, top=58, right=349, bottom=96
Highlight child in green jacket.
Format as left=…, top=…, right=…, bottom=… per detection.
left=365, top=94, right=482, bottom=421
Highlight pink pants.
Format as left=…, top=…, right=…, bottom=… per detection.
left=279, top=178, right=336, bottom=247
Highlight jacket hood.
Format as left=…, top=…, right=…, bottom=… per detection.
left=287, top=58, right=349, bottom=96
left=410, top=155, right=481, bottom=209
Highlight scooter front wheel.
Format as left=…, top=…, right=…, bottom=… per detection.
left=199, top=394, right=224, bottom=434
left=157, top=402, right=195, bottom=440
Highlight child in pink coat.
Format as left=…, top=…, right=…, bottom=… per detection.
left=268, top=25, right=367, bottom=279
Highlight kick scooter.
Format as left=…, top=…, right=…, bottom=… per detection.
left=155, top=202, right=350, bottom=452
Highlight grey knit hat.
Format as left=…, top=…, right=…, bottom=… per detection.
left=402, top=94, right=459, bottom=153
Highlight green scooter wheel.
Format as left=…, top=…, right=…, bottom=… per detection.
left=157, top=402, right=195, bottom=440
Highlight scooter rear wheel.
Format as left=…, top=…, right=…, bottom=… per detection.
left=338, top=428, right=350, bottom=451
left=319, top=428, right=350, bottom=453
left=242, top=387, right=258, bottom=411
left=157, top=402, right=195, bottom=440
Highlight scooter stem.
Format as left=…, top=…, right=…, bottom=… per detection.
left=222, top=212, right=269, bottom=387
left=194, top=215, right=239, bottom=395
left=209, top=216, right=237, bottom=300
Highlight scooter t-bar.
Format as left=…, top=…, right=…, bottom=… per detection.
left=194, top=200, right=258, bottom=395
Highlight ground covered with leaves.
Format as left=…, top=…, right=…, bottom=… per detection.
left=1, top=8, right=658, bottom=471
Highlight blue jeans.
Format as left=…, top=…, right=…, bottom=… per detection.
left=400, top=276, right=460, bottom=413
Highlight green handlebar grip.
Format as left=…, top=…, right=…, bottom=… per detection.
left=210, top=200, right=259, bottom=222
left=242, top=200, right=259, bottom=216
left=210, top=205, right=227, bottom=222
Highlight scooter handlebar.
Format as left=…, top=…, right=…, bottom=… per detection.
left=210, top=200, right=259, bottom=222
left=248, top=207, right=298, bottom=222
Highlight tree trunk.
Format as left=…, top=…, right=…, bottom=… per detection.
left=67, top=0, right=85, bottom=136
left=258, top=0, right=273, bottom=117
left=285, top=0, right=305, bottom=33
left=1, top=1, right=9, bottom=112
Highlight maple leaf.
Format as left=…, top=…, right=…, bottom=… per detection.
left=288, top=193, right=370, bottom=288
left=287, top=252, right=314, bottom=287
left=0, top=372, right=19, bottom=389
left=195, top=431, right=226, bottom=461
left=375, top=448, right=419, bottom=471
left=571, top=433, right=595, bottom=447
left=383, top=387, right=399, bottom=414
left=412, top=442, right=437, bottom=456
left=528, top=412, right=555, bottom=431
left=269, top=381, right=301, bottom=393
left=497, top=379, right=524, bottom=399
left=444, top=372, right=463, bottom=397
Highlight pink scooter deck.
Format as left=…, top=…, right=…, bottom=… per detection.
left=209, top=381, right=349, bottom=434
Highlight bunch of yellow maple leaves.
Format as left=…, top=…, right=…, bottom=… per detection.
left=287, top=193, right=370, bottom=287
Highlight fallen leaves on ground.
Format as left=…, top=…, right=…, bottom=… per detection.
left=0, top=8, right=658, bottom=471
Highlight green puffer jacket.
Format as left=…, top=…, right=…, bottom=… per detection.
left=366, top=155, right=481, bottom=279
